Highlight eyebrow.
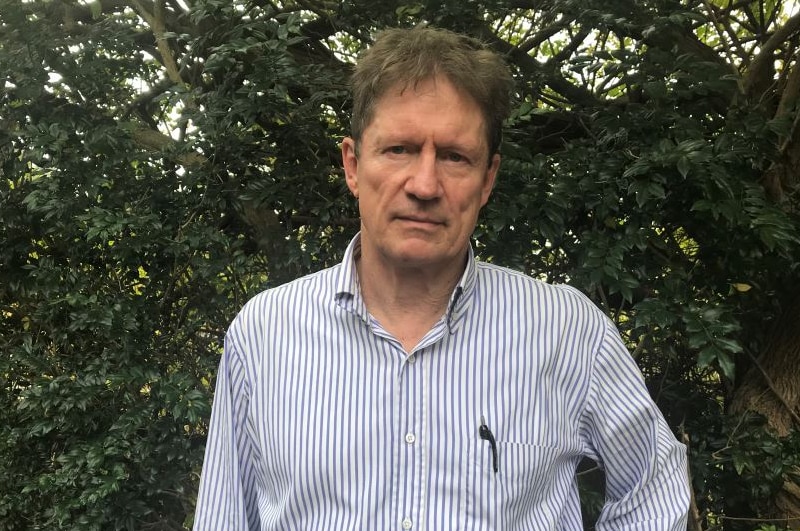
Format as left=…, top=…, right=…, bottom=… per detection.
left=371, top=134, right=485, bottom=156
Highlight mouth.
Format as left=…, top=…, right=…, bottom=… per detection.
left=396, top=215, right=444, bottom=226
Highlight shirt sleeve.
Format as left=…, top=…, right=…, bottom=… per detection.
left=582, top=318, right=690, bottom=530
left=193, top=327, right=260, bottom=531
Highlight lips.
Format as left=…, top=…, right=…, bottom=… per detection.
left=396, top=215, right=444, bottom=225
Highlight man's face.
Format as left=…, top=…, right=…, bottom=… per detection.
left=342, top=76, right=500, bottom=273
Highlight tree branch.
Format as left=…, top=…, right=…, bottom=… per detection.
left=744, top=11, right=800, bottom=100
left=130, top=0, right=184, bottom=84
left=777, top=51, right=800, bottom=119
left=471, top=22, right=600, bottom=107
left=702, top=0, right=747, bottom=78
left=129, top=125, right=205, bottom=167
left=517, top=21, right=572, bottom=54
left=546, top=26, right=591, bottom=66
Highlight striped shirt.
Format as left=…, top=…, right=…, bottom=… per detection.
left=193, top=234, right=689, bottom=530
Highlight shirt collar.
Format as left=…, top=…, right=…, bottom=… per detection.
left=334, top=233, right=368, bottom=321
left=446, top=243, right=476, bottom=333
left=334, top=232, right=477, bottom=331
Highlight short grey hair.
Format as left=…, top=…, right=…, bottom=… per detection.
left=350, top=27, right=514, bottom=161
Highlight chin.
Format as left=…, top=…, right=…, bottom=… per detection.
left=384, top=244, right=454, bottom=269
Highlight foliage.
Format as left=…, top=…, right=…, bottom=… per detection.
left=1, top=0, right=799, bottom=529
left=694, top=414, right=800, bottom=521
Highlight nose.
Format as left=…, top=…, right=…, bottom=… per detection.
left=404, top=148, right=442, bottom=201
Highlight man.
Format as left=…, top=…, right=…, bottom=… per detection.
left=193, top=27, right=690, bottom=530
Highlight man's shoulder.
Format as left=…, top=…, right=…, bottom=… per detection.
left=475, top=261, right=586, bottom=296
left=237, top=264, right=342, bottom=317
left=474, top=261, right=604, bottom=313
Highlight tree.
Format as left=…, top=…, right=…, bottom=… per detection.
left=1, top=0, right=798, bottom=529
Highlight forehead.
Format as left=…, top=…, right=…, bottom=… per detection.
left=365, top=77, right=488, bottom=148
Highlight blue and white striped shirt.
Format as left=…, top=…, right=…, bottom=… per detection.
left=193, top=234, right=689, bottom=530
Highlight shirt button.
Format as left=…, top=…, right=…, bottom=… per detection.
left=404, top=432, right=416, bottom=444
left=407, top=355, right=416, bottom=364
left=401, top=517, right=413, bottom=529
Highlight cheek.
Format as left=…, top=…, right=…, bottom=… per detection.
left=455, top=189, right=488, bottom=214
left=358, top=164, right=388, bottom=193
left=356, top=189, right=386, bottom=219
left=364, top=177, right=403, bottom=205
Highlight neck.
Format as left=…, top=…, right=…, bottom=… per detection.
left=356, top=247, right=467, bottom=352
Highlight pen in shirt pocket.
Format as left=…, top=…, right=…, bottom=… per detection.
left=479, top=415, right=498, bottom=474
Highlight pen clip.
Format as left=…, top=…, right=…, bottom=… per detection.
left=478, top=415, right=499, bottom=474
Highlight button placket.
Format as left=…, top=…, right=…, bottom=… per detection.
left=397, top=346, right=424, bottom=531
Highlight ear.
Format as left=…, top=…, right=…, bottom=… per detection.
left=342, top=137, right=359, bottom=199
left=480, top=153, right=500, bottom=206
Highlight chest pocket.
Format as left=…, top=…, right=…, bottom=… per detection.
left=462, top=437, right=571, bottom=531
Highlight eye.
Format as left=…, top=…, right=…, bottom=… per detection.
left=444, top=151, right=466, bottom=163
left=387, top=145, right=407, bottom=155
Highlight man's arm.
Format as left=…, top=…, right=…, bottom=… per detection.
left=582, top=319, right=690, bottom=530
left=193, top=329, right=259, bottom=531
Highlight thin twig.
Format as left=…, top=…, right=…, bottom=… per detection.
left=631, top=332, right=650, bottom=359
left=681, top=431, right=704, bottom=531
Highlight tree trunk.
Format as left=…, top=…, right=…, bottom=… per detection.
left=730, top=41, right=800, bottom=525
left=729, top=290, right=800, bottom=527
